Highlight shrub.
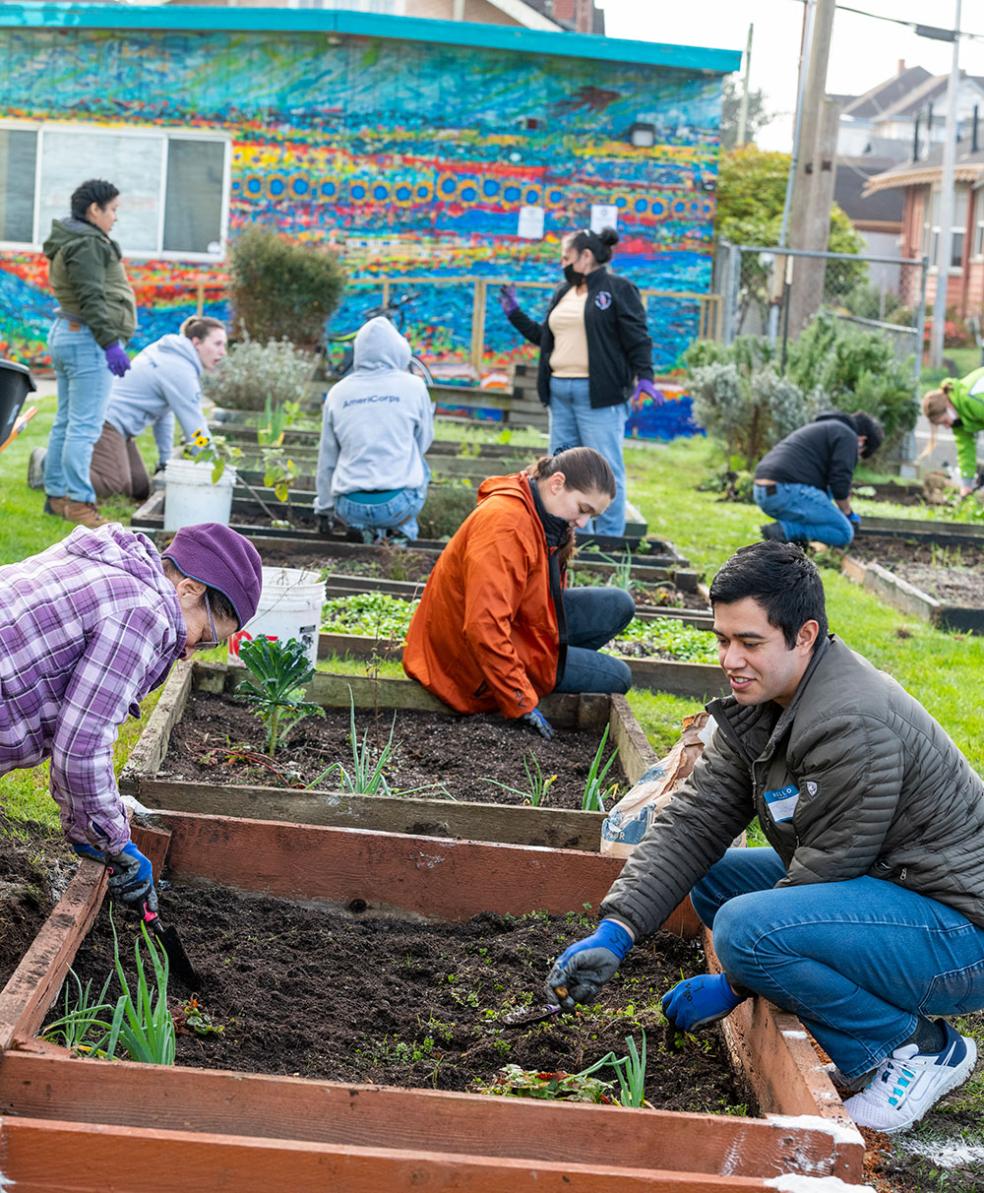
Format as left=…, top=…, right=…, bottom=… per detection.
left=203, top=337, right=318, bottom=413
left=786, top=313, right=916, bottom=446
left=687, top=356, right=816, bottom=470
left=229, top=226, right=346, bottom=350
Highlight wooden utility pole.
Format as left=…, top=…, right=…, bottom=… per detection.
left=785, top=0, right=836, bottom=337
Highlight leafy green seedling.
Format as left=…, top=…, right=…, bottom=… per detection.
left=238, top=636, right=325, bottom=756
left=581, top=725, right=620, bottom=812
left=484, top=751, right=557, bottom=807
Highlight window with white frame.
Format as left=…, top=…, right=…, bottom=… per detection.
left=974, top=190, right=984, bottom=259
left=0, top=123, right=229, bottom=260
left=923, top=185, right=969, bottom=272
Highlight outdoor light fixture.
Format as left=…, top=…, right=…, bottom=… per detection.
left=628, top=122, right=656, bottom=148
left=699, top=175, right=716, bottom=193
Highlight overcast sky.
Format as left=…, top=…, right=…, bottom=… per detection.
left=599, top=0, right=984, bottom=151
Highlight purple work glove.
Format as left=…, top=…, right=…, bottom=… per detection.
left=631, top=378, right=663, bottom=406
left=499, top=284, right=519, bottom=316
left=104, top=342, right=131, bottom=377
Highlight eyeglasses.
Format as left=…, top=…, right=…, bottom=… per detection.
left=193, top=589, right=221, bottom=652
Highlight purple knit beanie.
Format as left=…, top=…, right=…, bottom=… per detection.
left=162, top=523, right=263, bottom=629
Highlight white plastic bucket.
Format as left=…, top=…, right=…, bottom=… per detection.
left=164, top=459, right=236, bottom=531
left=230, top=567, right=324, bottom=670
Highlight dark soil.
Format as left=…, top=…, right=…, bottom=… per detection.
left=849, top=535, right=984, bottom=606
left=163, top=693, right=628, bottom=808
left=256, top=545, right=435, bottom=584
left=63, top=884, right=753, bottom=1116
left=0, top=815, right=76, bottom=990
left=857, top=482, right=928, bottom=508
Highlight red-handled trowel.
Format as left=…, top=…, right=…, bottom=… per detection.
left=140, top=901, right=202, bottom=991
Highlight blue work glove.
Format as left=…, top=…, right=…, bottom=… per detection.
left=661, top=973, right=745, bottom=1032
left=499, top=284, right=519, bottom=316
left=104, top=342, right=131, bottom=377
left=520, top=706, right=555, bottom=741
left=847, top=511, right=861, bottom=528
left=545, top=919, right=633, bottom=1009
left=631, top=378, right=663, bottom=406
left=73, top=841, right=157, bottom=912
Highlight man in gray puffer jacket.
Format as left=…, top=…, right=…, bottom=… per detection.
left=546, top=541, right=983, bottom=1135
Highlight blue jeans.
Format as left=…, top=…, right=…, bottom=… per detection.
left=335, top=475, right=429, bottom=542
left=548, top=377, right=628, bottom=537
left=692, top=848, right=984, bottom=1080
left=754, top=482, right=854, bottom=548
left=44, top=318, right=112, bottom=504
left=552, top=587, right=634, bottom=694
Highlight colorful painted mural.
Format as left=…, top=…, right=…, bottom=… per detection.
left=0, top=15, right=729, bottom=437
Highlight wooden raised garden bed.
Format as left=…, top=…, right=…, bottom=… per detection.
left=855, top=514, right=984, bottom=550
left=841, top=534, right=984, bottom=634
left=0, top=813, right=865, bottom=1189
left=133, top=486, right=654, bottom=548
left=120, top=664, right=659, bottom=850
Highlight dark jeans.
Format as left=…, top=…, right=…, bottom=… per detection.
left=692, top=848, right=984, bottom=1080
left=553, top=587, right=634, bottom=694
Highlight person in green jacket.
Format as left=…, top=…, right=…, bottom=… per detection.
left=41, top=178, right=137, bottom=529
left=922, top=371, right=984, bottom=496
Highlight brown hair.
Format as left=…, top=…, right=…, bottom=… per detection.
left=527, top=446, right=616, bottom=499
left=180, top=315, right=226, bottom=342
left=919, top=381, right=955, bottom=458
left=526, top=447, right=616, bottom=566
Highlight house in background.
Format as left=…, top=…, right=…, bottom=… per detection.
left=833, top=63, right=984, bottom=310
left=865, top=137, right=984, bottom=320
left=0, top=3, right=738, bottom=439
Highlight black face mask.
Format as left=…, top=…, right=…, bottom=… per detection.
left=563, top=263, right=585, bottom=287
left=952, top=417, right=963, bottom=430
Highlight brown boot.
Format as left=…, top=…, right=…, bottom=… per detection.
left=44, top=496, right=67, bottom=517
left=62, top=500, right=108, bottom=529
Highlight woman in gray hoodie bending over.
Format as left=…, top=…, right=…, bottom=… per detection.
left=89, top=316, right=227, bottom=501
left=315, top=316, right=434, bottom=543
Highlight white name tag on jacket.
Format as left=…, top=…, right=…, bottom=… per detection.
left=764, top=784, right=800, bottom=823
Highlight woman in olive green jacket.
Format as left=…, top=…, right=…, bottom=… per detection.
left=922, top=370, right=984, bottom=496
left=40, top=178, right=136, bottom=529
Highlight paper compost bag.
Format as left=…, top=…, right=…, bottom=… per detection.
left=600, top=712, right=714, bottom=857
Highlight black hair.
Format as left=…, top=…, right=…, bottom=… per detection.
left=709, top=541, right=828, bottom=649
left=161, top=558, right=238, bottom=627
left=71, top=179, right=120, bottom=222
left=567, top=225, right=619, bottom=264
left=851, top=411, right=884, bottom=459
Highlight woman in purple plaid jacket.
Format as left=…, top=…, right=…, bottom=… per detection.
left=0, top=521, right=261, bottom=911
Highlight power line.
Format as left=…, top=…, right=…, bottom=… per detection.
left=777, top=0, right=984, bottom=45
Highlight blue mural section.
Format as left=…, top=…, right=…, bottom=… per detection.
left=0, top=22, right=725, bottom=438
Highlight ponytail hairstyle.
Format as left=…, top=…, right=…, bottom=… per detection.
left=180, top=315, right=226, bottom=342
left=919, top=382, right=955, bottom=458
left=566, top=225, right=620, bottom=265
left=526, top=447, right=616, bottom=566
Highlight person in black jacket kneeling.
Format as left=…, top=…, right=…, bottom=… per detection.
left=498, top=227, right=656, bottom=538
left=753, top=410, right=884, bottom=547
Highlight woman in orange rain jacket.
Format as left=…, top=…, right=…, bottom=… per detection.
left=402, top=446, right=634, bottom=740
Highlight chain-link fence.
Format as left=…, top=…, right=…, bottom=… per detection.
left=715, top=243, right=929, bottom=394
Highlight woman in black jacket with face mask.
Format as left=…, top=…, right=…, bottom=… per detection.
left=499, top=226, right=657, bottom=537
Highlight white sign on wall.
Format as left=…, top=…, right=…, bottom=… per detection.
left=517, top=205, right=545, bottom=240
left=590, top=204, right=619, bottom=234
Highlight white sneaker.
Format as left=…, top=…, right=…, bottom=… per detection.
left=843, top=1022, right=978, bottom=1134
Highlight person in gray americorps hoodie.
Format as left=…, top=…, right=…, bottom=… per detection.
left=545, top=541, right=984, bottom=1137
left=88, top=316, right=227, bottom=501
left=315, top=316, right=434, bottom=543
